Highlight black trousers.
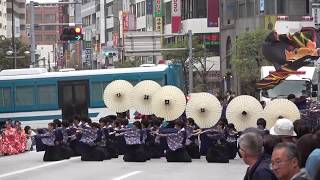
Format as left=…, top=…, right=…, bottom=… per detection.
left=106, top=143, right=119, bottom=158
left=206, top=143, right=229, bottom=163
left=123, top=144, right=147, bottom=162
left=80, top=143, right=105, bottom=161
left=186, top=143, right=201, bottom=159
left=43, top=145, right=64, bottom=162
left=166, top=147, right=192, bottom=162
left=149, top=143, right=164, bottom=158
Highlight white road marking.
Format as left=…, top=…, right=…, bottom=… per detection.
left=112, top=171, right=143, bottom=180
left=0, top=157, right=80, bottom=178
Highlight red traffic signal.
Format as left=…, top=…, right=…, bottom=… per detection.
left=60, top=27, right=83, bottom=41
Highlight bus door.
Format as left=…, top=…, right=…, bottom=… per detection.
left=58, top=80, right=89, bottom=120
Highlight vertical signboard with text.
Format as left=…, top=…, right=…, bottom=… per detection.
left=207, top=0, right=219, bottom=27
left=146, top=0, right=153, bottom=31
left=171, top=0, right=181, bottom=33
left=154, top=0, right=163, bottom=32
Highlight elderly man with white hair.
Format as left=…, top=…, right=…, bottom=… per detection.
left=239, top=132, right=277, bottom=180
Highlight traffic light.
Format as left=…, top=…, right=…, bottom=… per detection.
left=60, top=27, right=83, bottom=41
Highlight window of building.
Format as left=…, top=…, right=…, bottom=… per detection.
left=20, top=24, right=25, bottom=30
left=92, top=13, right=96, bottom=25
left=0, top=87, right=11, bottom=109
left=0, top=11, right=2, bottom=16
left=16, top=86, right=34, bottom=106
left=44, top=25, right=56, bottom=30
left=265, top=0, right=275, bottom=15
left=105, top=2, right=113, bottom=16
left=82, top=15, right=91, bottom=26
left=141, top=1, right=146, bottom=16
left=182, top=0, right=193, bottom=19
left=0, top=23, right=2, bottom=29
left=35, top=35, right=42, bottom=41
left=246, top=0, right=254, bottom=17
left=38, top=85, right=57, bottom=105
left=137, top=2, right=141, bottom=17
left=35, top=14, right=42, bottom=21
left=277, top=0, right=286, bottom=14
left=43, top=14, right=56, bottom=22
left=165, top=2, right=171, bottom=24
left=44, top=35, right=56, bottom=41
left=193, top=0, right=206, bottom=18
left=130, top=4, right=136, bottom=16
left=239, top=2, right=246, bottom=17
left=18, top=2, right=24, bottom=8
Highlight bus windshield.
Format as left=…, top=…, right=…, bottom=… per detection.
left=262, top=80, right=307, bottom=99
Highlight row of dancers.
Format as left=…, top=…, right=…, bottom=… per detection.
left=36, top=115, right=239, bottom=162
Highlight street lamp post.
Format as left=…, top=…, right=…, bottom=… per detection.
left=11, top=0, right=16, bottom=68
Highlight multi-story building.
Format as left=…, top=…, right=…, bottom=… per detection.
left=81, top=0, right=127, bottom=69
left=220, top=0, right=312, bottom=94
left=312, top=0, right=320, bottom=29
left=26, top=4, right=59, bottom=45
left=26, top=3, right=59, bottom=69
left=7, top=0, right=26, bottom=39
left=0, top=0, right=6, bottom=37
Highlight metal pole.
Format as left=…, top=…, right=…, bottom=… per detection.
left=14, top=45, right=17, bottom=68
left=11, top=0, right=16, bottom=69
left=188, top=30, right=193, bottom=94
left=48, top=52, right=51, bottom=72
left=30, top=1, right=36, bottom=67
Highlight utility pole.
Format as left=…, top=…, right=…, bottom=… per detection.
left=48, top=52, right=51, bottom=72
left=188, top=30, right=193, bottom=94
left=11, top=0, right=16, bottom=69
left=30, top=1, right=36, bottom=67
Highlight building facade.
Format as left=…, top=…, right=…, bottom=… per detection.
left=7, top=0, right=26, bottom=39
left=0, top=0, right=7, bottom=37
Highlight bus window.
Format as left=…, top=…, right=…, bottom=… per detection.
left=0, top=87, right=11, bottom=108
left=91, top=82, right=105, bottom=102
left=38, top=85, right=57, bottom=105
left=16, top=86, right=34, bottom=106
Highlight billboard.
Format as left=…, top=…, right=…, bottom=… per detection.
left=146, top=0, right=153, bottom=15
left=207, top=0, right=219, bottom=27
left=155, top=17, right=162, bottom=32
left=171, top=0, right=181, bottom=33
left=154, top=0, right=163, bottom=17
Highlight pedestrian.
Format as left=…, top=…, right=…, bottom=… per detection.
left=239, top=132, right=277, bottom=180
left=271, top=143, right=310, bottom=180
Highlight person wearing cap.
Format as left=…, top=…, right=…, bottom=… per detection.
left=239, top=132, right=277, bottom=180
left=271, top=143, right=311, bottom=180
left=270, top=118, right=297, bottom=143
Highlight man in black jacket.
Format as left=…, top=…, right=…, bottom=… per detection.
left=239, top=132, right=277, bottom=180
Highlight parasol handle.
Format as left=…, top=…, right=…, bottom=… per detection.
left=116, top=93, right=121, bottom=97
left=242, top=111, right=247, bottom=116
left=165, top=99, right=170, bottom=105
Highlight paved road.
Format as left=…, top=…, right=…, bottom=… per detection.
left=0, top=151, right=247, bottom=180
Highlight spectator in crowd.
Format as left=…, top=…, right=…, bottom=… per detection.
left=24, top=126, right=36, bottom=151
left=287, top=94, right=296, bottom=103
left=271, top=143, right=310, bottom=180
left=296, top=133, right=320, bottom=168
left=257, top=118, right=270, bottom=136
left=239, top=132, right=277, bottom=180
left=270, top=118, right=297, bottom=143
left=0, top=119, right=26, bottom=155
left=305, top=130, right=320, bottom=180
left=293, top=120, right=311, bottom=139
left=14, top=121, right=26, bottom=153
